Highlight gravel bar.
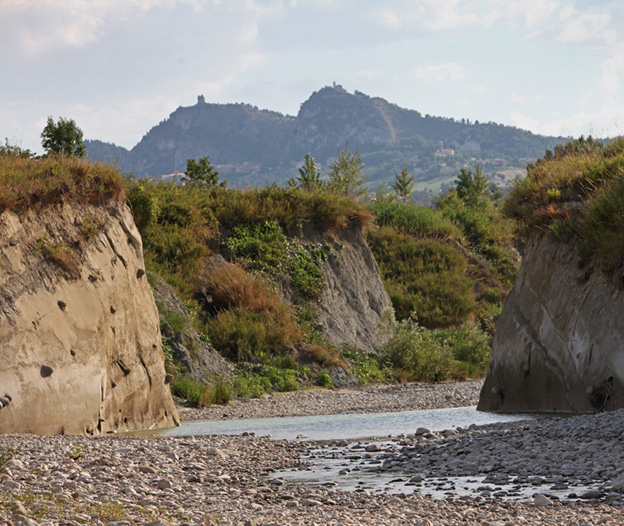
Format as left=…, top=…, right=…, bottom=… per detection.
left=178, top=380, right=484, bottom=421
left=2, top=380, right=624, bottom=525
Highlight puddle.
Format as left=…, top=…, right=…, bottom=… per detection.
left=274, top=442, right=605, bottom=501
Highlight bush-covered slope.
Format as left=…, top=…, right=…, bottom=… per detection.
left=368, top=180, right=516, bottom=329
left=364, top=168, right=518, bottom=381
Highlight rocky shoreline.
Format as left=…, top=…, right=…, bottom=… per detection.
left=177, top=380, right=484, bottom=421
left=1, top=381, right=624, bottom=525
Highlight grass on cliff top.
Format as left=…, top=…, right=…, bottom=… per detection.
left=126, top=180, right=372, bottom=297
left=504, top=136, right=624, bottom=279
left=0, top=155, right=124, bottom=213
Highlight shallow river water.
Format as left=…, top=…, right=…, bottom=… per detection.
left=159, top=405, right=532, bottom=441
left=154, top=407, right=604, bottom=501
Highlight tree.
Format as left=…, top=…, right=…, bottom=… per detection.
left=392, top=168, right=415, bottom=200
left=41, top=117, right=86, bottom=157
left=288, top=153, right=324, bottom=191
left=455, top=163, right=488, bottom=205
left=327, top=143, right=369, bottom=197
left=184, top=156, right=221, bottom=186
left=0, top=138, right=33, bottom=158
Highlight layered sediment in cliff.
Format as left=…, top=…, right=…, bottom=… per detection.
left=0, top=200, right=179, bottom=434
left=312, top=222, right=393, bottom=354
left=478, top=233, right=624, bottom=413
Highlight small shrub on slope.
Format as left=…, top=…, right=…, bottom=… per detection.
left=200, top=263, right=304, bottom=362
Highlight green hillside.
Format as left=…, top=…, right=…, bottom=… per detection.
left=86, top=86, right=567, bottom=190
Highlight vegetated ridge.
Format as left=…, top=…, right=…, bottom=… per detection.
left=479, top=137, right=624, bottom=413
left=125, top=155, right=516, bottom=402
left=86, top=85, right=567, bottom=190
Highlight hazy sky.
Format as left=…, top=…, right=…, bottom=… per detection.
left=3, top=0, right=624, bottom=154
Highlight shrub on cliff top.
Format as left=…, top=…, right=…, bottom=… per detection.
left=504, top=136, right=624, bottom=279
left=0, top=155, right=124, bottom=213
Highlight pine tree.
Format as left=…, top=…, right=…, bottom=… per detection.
left=392, top=168, right=415, bottom=200
left=327, top=143, right=369, bottom=197
left=184, top=156, right=221, bottom=186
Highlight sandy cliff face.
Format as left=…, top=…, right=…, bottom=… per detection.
left=0, top=200, right=179, bottom=434
left=479, top=234, right=624, bottom=413
left=311, top=223, right=393, bottom=354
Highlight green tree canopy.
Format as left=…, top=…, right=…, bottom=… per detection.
left=392, top=168, right=415, bottom=200
left=184, top=156, right=222, bottom=186
left=41, top=117, right=86, bottom=158
left=288, top=153, right=324, bottom=191
left=327, top=143, right=369, bottom=197
left=454, top=164, right=489, bottom=206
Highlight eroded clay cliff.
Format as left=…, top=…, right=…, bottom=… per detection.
left=478, top=234, right=624, bottom=413
left=310, top=222, right=393, bottom=354
left=0, top=200, right=179, bottom=434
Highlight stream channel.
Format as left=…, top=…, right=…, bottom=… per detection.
left=157, top=407, right=599, bottom=501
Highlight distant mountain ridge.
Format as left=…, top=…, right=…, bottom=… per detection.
left=86, top=85, right=567, bottom=188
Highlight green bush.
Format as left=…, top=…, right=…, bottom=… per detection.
left=226, top=221, right=328, bottom=300
left=580, top=175, right=624, bottom=277
left=369, top=200, right=461, bottom=239
left=368, top=227, right=475, bottom=326
left=170, top=376, right=206, bottom=406
left=170, top=375, right=232, bottom=406
left=341, top=348, right=389, bottom=385
left=382, top=317, right=456, bottom=382
left=231, top=365, right=302, bottom=398
left=161, top=309, right=188, bottom=334
left=315, top=370, right=334, bottom=387
left=380, top=315, right=490, bottom=382
left=432, top=323, right=491, bottom=376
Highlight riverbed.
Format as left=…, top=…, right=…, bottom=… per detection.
left=2, top=381, right=624, bottom=525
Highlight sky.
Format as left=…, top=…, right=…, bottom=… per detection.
left=2, top=0, right=624, bottom=155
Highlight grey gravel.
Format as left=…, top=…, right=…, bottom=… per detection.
left=1, top=381, right=624, bottom=525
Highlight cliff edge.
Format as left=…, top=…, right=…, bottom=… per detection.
left=479, top=138, right=624, bottom=413
left=0, top=199, right=179, bottom=434
left=478, top=234, right=624, bottom=412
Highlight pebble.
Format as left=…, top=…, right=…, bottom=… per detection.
left=534, top=494, right=552, bottom=507
left=2, top=381, right=624, bottom=525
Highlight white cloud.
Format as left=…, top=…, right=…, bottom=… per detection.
left=509, top=111, right=541, bottom=133
left=510, top=100, right=624, bottom=139
left=412, top=62, right=465, bottom=83
left=357, top=68, right=385, bottom=80
left=422, top=0, right=481, bottom=31
left=0, top=0, right=282, bottom=57
left=557, top=6, right=617, bottom=44
left=510, top=93, right=543, bottom=104
left=469, top=85, right=487, bottom=95
left=378, top=9, right=402, bottom=30
left=601, top=55, right=624, bottom=99
left=504, top=0, right=559, bottom=28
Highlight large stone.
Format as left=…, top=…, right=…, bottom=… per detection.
left=479, top=234, right=624, bottom=413
left=0, top=201, right=179, bottom=434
